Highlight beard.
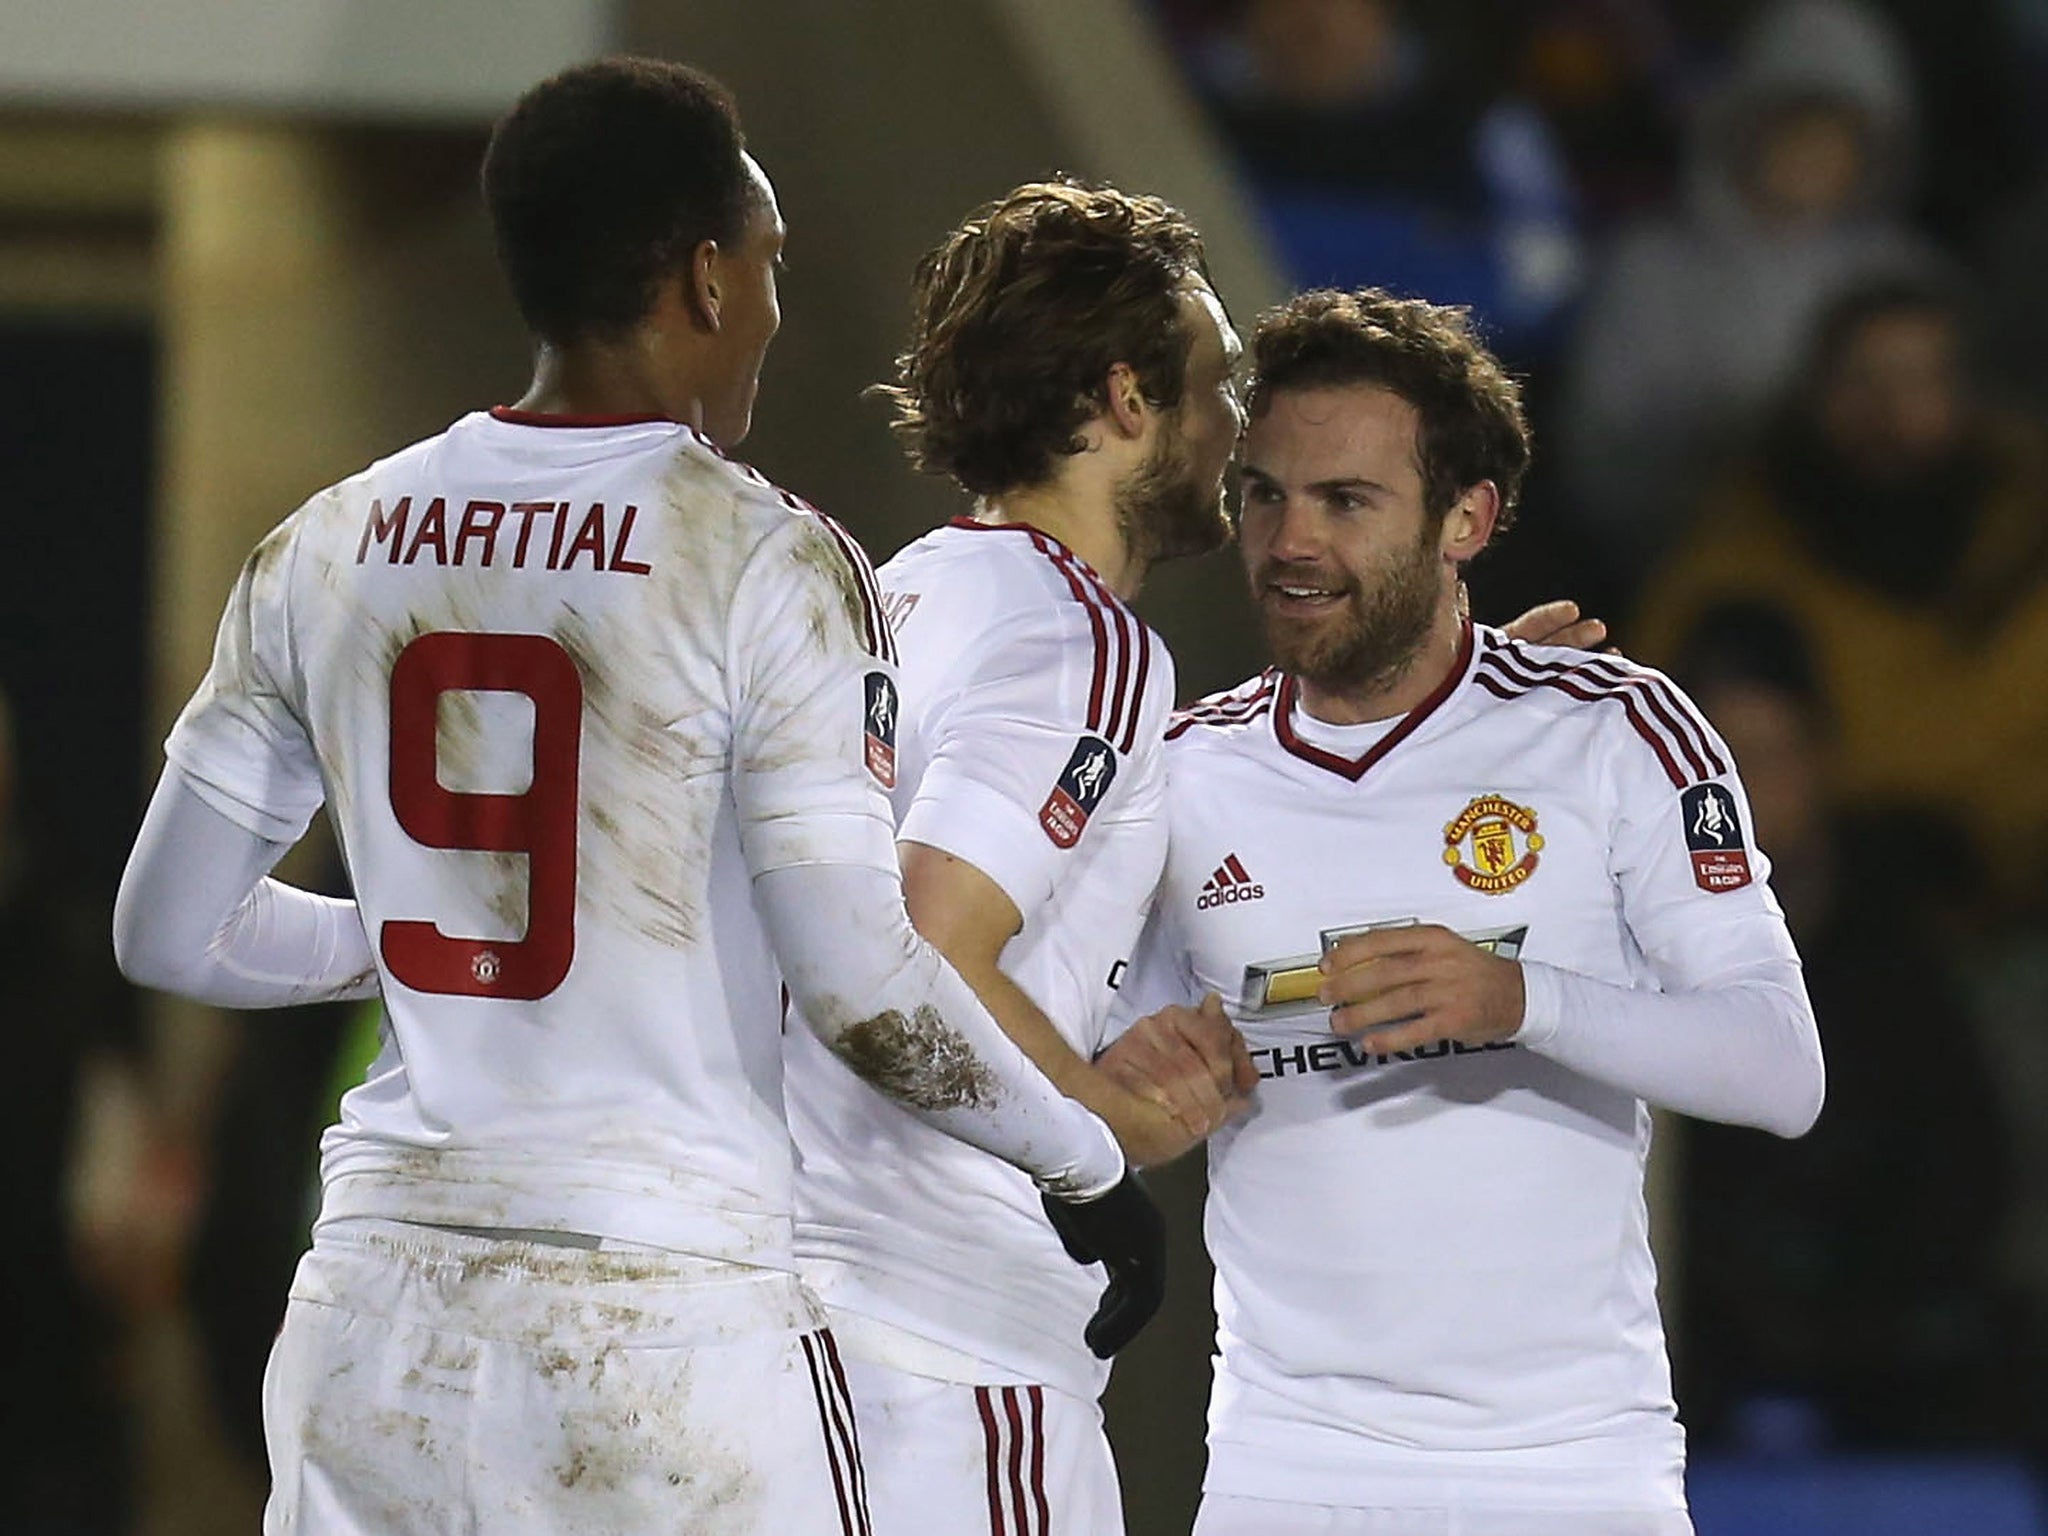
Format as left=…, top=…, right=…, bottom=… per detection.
left=1115, top=413, right=1232, bottom=568
left=1255, top=524, right=1442, bottom=695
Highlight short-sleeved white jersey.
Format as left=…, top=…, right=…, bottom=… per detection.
left=788, top=519, right=1175, bottom=1399
left=164, top=408, right=901, bottom=1269
left=1125, top=623, right=1800, bottom=1512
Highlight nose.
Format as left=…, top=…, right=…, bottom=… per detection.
left=1263, top=494, right=1327, bottom=564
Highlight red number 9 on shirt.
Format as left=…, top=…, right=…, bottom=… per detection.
left=382, top=631, right=582, bottom=999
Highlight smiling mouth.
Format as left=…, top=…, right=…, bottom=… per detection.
left=1263, top=581, right=1349, bottom=610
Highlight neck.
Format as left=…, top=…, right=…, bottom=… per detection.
left=512, top=339, right=706, bottom=430
left=1295, top=601, right=1467, bottom=726
left=979, top=481, right=1143, bottom=600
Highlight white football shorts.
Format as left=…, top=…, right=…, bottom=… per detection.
left=261, top=1218, right=871, bottom=1535
left=840, top=1353, right=1121, bottom=1536
left=1193, top=1492, right=1695, bottom=1536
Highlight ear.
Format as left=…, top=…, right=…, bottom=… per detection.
left=1101, top=361, right=1150, bottom=441
left=684, top=238, right=724, bottom=332
left=1440, top=481, right=1501, bottom=565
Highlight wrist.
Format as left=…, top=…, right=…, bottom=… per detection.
left=1511, top=960, right=1561, bottom=1048
left=1035, top=1107, right=1127, bottom=1202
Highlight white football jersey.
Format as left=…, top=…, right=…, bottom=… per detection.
left=788, top=519, right=1175, bottom=1399
left=1123, top=623, right=1800, bottom=1512
left=164, top=408, right=901, bottom=1269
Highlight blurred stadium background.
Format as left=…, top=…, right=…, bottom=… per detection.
left=3, top=2, right=2047, bottom=1532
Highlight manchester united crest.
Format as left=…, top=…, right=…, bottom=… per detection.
left=1443, top=794, right=1543, bottom=894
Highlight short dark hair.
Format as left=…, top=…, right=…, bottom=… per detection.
left=1248, top=288, right=1531, bottom=531
left=1673, top=599, right=1828, bottom=718
left=1802, top=270, right=1963, bottom=391
left=483, top=57, right=751, bottom=344
left=879, top=180, right=1210, bottom=497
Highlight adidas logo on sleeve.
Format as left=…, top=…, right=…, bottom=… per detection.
left=1197, top=854, right=1264, bottom=909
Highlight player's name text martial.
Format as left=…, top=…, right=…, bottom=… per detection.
left=355, top=495, right=653, bottom=574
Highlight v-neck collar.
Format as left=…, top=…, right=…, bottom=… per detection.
left=1272, top=620, right=1475, bottom=781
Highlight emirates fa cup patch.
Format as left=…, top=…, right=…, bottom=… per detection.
left=863, top=671, right=898, bottom=788
left=1443, top=794, right=1543, bottom=894
left=1039, top=736, right=1117, bottom=849
left=1682, top=781, right=1752, bottom=891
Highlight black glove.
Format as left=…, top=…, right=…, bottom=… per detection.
left=1041, top=1170, right=1166, bottom=1358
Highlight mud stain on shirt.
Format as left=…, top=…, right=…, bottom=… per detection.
left=831, top=1004, right=1003, bottom=1112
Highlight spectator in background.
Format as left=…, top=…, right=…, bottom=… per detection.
left=1632, top=274, right=2048, bottom=910
left=1672, top=601, right=2020, bottom=1453
left=1187, top=0, right=1584, bottom=355
left=1510, top=0, right=1735, bottom=231
left=1562, top=0, right=1939, bottom=587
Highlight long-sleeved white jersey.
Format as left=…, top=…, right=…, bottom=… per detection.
left=1118, top=623, right=1823, bottom=1514
left=160, top=412, right=1119, bottom=1273
left=789, top=519, right=1176, bottom=1399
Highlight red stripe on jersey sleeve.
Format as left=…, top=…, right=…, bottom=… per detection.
left=1050, top=540, right=1156, bottom=753
left=803, top=507, right=896, bottom=664
left=1502, top=643, right=1713, bottom=781
left=1101, top=598, right=1135, bottom=748
left=1122, top=618, right=1152, bottom=753
left=1578, top=655, right=1727, bottom=778
left=1477, top=652, right=1687, bottom=789
left=1031, top=533, right=1113, bottom=737
left=1482, top=633, right=1725, bottom=782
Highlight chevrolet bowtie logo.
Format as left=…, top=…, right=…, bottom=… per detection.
left=1238, top=921, right=1530, bottom=1024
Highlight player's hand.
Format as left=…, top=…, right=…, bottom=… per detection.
left=1041, top=1171, right=1167, bottom=1358
left=1318, top=924, right=1525, bottom=1054
left=1095, top=993, right=1258, bottom=1164
left=1501, top=599, right=1609, bottom=652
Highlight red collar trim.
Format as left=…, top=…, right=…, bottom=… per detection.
left=489, top=405, right=677, bottom=428
left=1272, top=621, right=1474, bottom=781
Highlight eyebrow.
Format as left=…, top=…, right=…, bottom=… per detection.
left=1239, top=466, right=1392, bottom=497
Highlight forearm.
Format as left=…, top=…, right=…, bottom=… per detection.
left=757, top=861, right=1124, bottom=1198
left=948, top=949, right=1104, bottom=1105
left=947, top=948, right=1207, bottom=1168
left=114, top=767, right=379, bottom=1008
left=1514, top=958, right=1824, bottom=1136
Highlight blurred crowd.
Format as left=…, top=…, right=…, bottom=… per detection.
left=11, top=6, right=2048, bottom=1531
left=1159, top=0, right=2048, bottom=1471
